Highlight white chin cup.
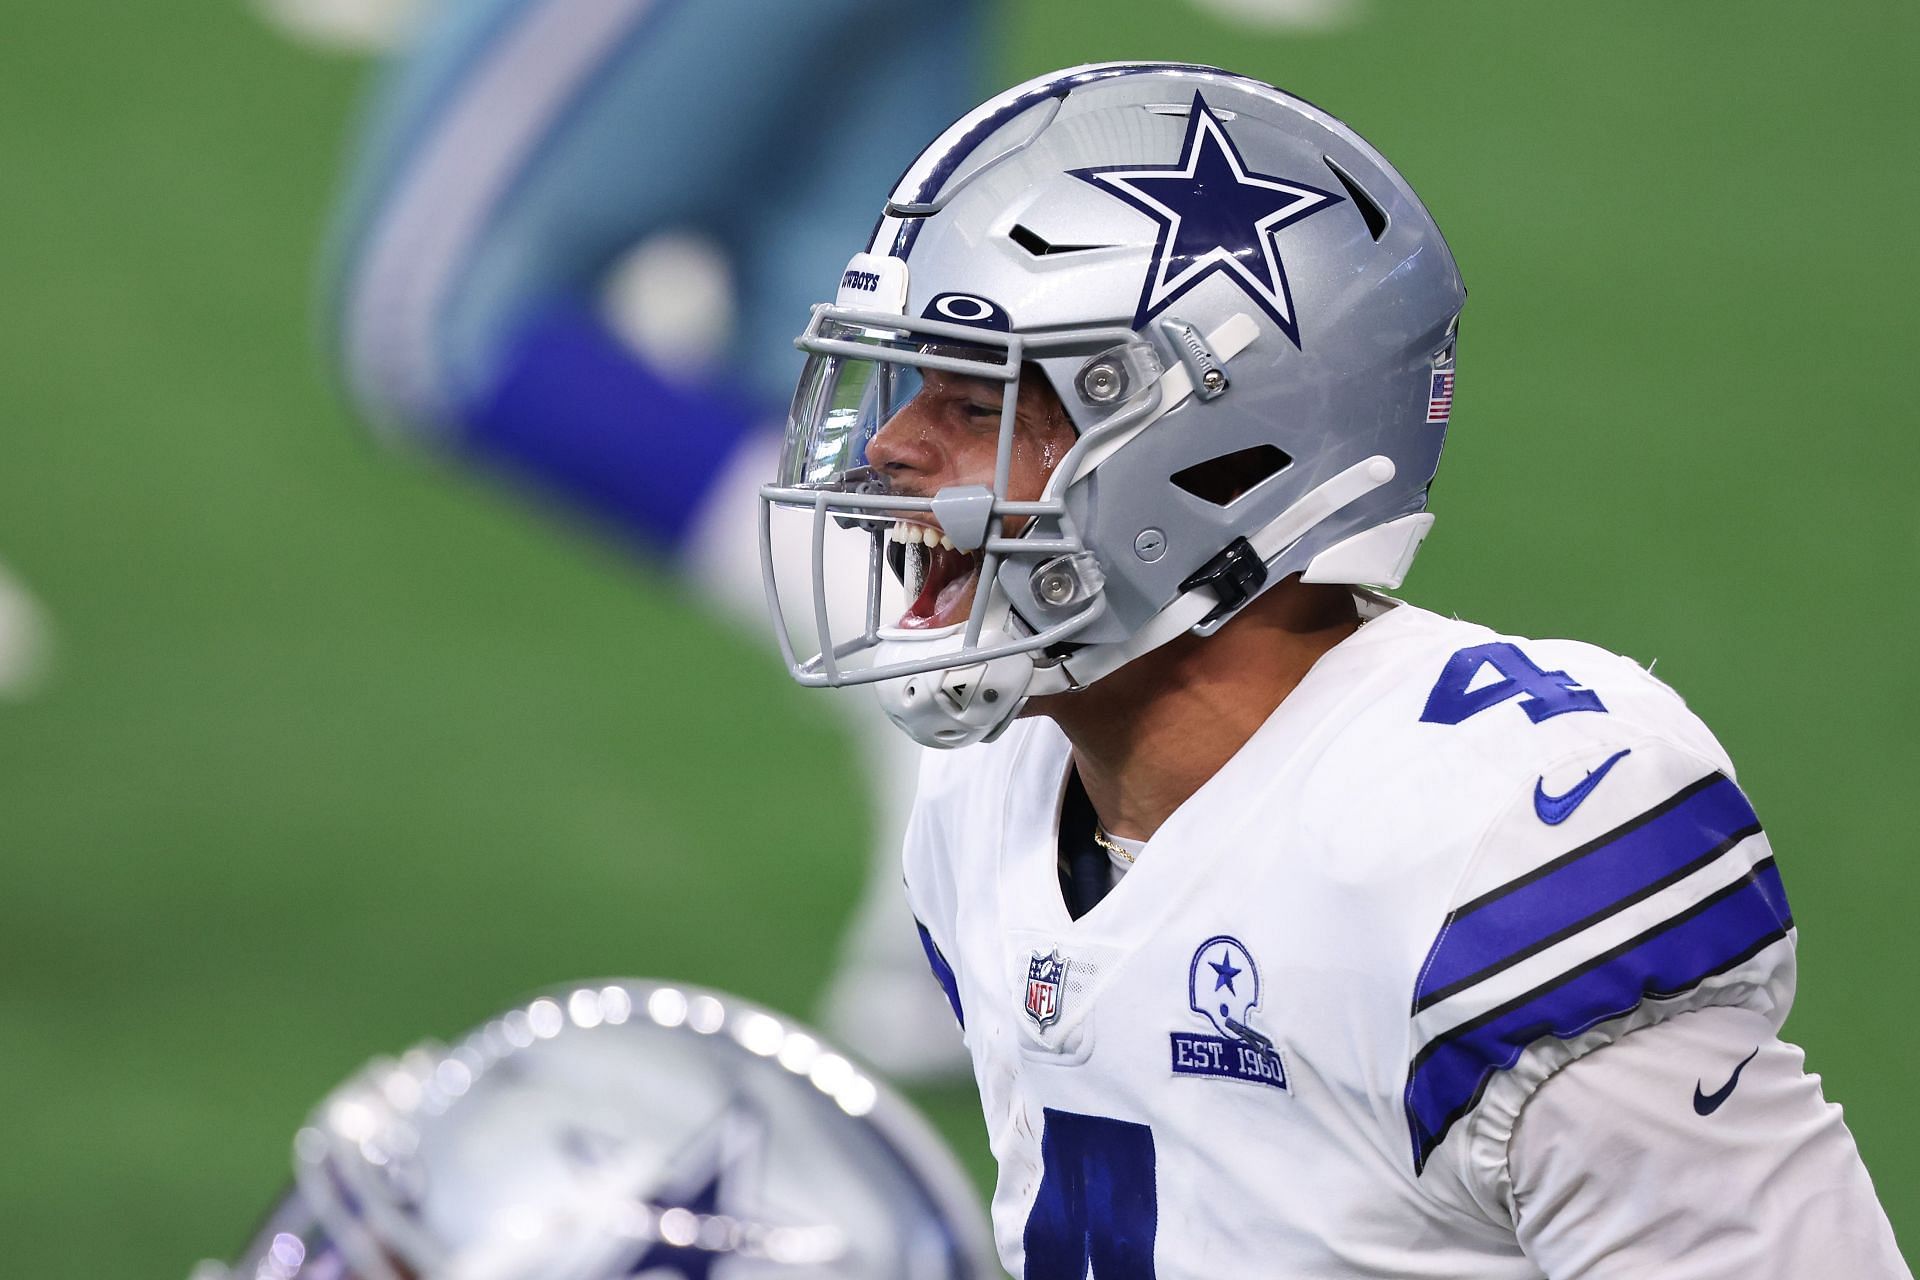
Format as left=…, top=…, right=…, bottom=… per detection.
left=871, top=629, right=1037, bottom=749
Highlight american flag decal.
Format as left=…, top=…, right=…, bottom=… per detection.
left=1426, top=369, right=1455, bottom=424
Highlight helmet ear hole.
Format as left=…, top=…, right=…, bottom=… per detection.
left=1170, top=445, right=1293, bottom=507
left=1323, top=156, right=1388, bottom=242
left=1009, top=223, right=1113, bottom=257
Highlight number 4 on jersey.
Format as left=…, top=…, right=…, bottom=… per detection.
left=1419, top=641, right=1606, bottom=725
left=1023, top=1109, right=1159, bottom=1278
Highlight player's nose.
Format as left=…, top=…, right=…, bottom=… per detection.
left=864, top=401, right=942, bottom=488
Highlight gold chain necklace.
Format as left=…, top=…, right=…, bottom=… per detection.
left=1091, top=826, right=1138, bottom=865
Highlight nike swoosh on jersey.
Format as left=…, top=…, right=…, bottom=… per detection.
left=1533, top=748, right=1632, bottom=825
left=1693, top=1045, right=1760, bottom=1115
left=1406, top=770, right=1788, bottom=1173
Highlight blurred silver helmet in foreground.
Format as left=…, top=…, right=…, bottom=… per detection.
left=759, top=62, right=1464, bottom=747
left=195, top=980, right=996, bottom=1280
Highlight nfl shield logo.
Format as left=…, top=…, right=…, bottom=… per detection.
left=1025, top=949, right=1068, bottom=1028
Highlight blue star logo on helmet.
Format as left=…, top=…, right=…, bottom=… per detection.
left=623, top=1166, right=729, bottom=1278
left=1072, top=91, right=1343, bottom=346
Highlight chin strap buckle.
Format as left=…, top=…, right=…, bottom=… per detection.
left=1159, top=317, right=1230, bottom=400
left=1178, top=536, right=1268, bottom=629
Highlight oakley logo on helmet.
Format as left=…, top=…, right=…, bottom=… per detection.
left=1073, top=91, right=1343, bottom=346
left=921, top=292, right=1012, bottom=331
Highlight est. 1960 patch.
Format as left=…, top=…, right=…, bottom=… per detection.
left=1170, top=935, right=1288, bottom=1091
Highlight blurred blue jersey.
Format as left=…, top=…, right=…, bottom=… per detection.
left=326, top=0, right=984, bottom=550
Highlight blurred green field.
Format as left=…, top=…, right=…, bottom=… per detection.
left=0, top=1, right=1912, bottom=1273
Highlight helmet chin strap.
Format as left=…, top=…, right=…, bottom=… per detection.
left=1050, top=453, right=1400, bottom=691
left=876, top=454, right=1403, bottom=748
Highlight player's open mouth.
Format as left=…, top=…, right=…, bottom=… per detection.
left=887, top=522, right=980, bottom=629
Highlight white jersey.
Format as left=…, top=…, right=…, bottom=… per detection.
left=901, top=600, right=1884, bottom=1278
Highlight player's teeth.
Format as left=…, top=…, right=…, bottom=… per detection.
left=886, top=523, right=965, bottom=550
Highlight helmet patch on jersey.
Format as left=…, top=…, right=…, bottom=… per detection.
left=1072, top=91, right=1343, bottom=347
left=1171, top=935, right=1288, bottom=1091
left=1025, top=949, right=1068, bottom=1029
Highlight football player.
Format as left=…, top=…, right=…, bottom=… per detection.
left=192, top=980, right=999, bottom=1280
left=756, top=63, right=1911, bottom=1276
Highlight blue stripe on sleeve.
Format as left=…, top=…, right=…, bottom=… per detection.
left=1404, top=858, right=1791, bottom=1173
left=1414, top=774, right=1761, bottom=1010
left=916, top=921, right=965, bottom=1030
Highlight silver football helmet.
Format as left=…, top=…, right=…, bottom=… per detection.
left=193, top=981, right=996, bottom=1280
left=759, top=62, right=1464, bottom=747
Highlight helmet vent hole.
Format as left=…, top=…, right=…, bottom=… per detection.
left=1170, top=445, right=1293, bottom=507
left=1009, top=223, right=1113, bottom=257
left=1323, top=157, right=1388, bottom=242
